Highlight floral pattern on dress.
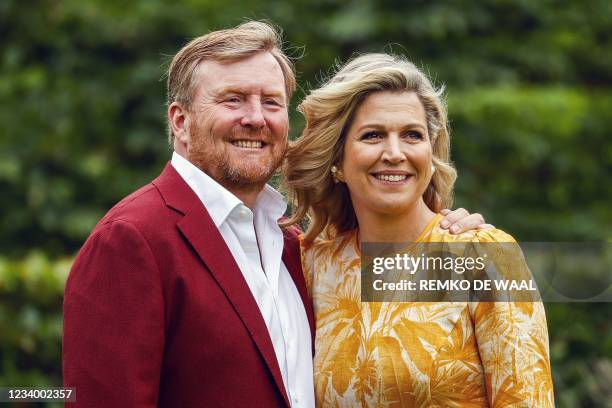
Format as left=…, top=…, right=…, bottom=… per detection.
left=301, top=215, right=554, bottom=407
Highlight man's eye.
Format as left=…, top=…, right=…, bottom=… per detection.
left=225, top=97, right=241, bottom=103
left=264, top=99, right=281, bottom=106
left=361, top=131, right=382, bottom=140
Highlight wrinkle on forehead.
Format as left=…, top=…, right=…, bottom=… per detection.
left=194, top=52, right=286, bottom=99
left=352, top=91, right=428, bottom=131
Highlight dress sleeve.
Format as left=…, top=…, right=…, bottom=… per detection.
left=63, top=220, right=165, bottom=407
left=467, top=230, right=555, bottom=407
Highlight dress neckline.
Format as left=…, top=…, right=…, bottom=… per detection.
left=348, top=213, right=444, bottom=256
left=413, top=213, right=444, bottom=242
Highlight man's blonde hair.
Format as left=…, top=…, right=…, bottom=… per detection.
left=283, top=53, right=456, bottom=243
left=166, top=21, right=296, bottom=143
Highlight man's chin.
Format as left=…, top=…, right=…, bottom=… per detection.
left=222, top=165, right=278, bottom=187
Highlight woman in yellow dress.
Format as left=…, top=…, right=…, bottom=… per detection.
left=283, top=53, right=554, bottom=407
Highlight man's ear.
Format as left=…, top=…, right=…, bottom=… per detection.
left=168, top=102, right=189, bottom=146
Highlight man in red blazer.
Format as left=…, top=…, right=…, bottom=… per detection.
left=64, top=21, right=315, bottom=407
left=63, top=20, right=486, bottom=408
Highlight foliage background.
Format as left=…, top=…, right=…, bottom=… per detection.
left=1, top=0, right=611, bottom=406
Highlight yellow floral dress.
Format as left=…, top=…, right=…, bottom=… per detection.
left=301, top=214, right=554, bottom=407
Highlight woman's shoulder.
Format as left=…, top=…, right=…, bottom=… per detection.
left=299, top=229, right=360, bottom=267
left=300, top=229, right=358, bottom=251
left=299, top=229, right=360, bottom=293
left=426, top=219, right=517, bottom=244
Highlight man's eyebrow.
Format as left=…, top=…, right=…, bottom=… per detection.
left=212, top=87, right=285, bottom=99
left=262, top=91, right=285, bottom=98
left=213, top=86, right=244, bottom=96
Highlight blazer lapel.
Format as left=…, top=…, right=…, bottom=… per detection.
left=282, top=231, right=316, bottom=351
left=153, top=163, right=290, bottom=407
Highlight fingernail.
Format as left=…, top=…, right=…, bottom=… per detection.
left=440, top=221, right=449, bottom=228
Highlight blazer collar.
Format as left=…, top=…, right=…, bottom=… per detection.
left=152, top=163, right=291, bottom=407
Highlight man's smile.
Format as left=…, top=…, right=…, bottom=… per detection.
left=231, top=140, right=266, bottom=148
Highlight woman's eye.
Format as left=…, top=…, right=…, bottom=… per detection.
left=404, top=131, right=424, bottom=140
left=361, top=131, right=382, bottom=140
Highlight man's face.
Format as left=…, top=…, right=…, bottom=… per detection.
left=184, top=52, right=289, bottom=191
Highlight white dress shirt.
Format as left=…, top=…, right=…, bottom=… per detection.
left=171, top=152, right=314, bottom=408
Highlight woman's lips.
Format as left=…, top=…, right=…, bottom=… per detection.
left=370, top=171, right=414, bottom=183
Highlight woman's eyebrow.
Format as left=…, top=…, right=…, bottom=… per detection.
left=354, top=122, right=427, bottom=132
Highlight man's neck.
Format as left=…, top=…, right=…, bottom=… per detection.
left=174, top=149, right=266, bottom=209
left=218, top=181, right=265, bottom=209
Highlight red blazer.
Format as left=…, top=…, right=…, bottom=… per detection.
left=63, top=163, right=315, bottom=407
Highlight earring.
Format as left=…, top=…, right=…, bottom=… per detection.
left=331, top=165, right=344, bottom=183
left=431, top=165, right=436, bottom=174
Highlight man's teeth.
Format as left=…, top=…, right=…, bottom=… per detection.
left=375, top=174, right=408, bottom=182
left=233, top=140, right=263, bottom=148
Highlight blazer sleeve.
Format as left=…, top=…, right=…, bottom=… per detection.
left=63, top=220, right=165, bottom=407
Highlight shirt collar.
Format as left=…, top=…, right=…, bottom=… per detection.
left=171, top=151, right=241, bottom=227
left=254, top=182, right=288, bottom=222
left=171, top=151, right=287, bottom=226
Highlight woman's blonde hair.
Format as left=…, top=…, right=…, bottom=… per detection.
left=282, top=53, right=456, bottom=243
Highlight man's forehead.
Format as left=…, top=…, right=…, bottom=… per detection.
left=196, top=53, right=286, bottom=93
left=206, top=77, right=285, bottom=95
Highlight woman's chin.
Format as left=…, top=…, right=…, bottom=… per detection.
left=360, top=193, right=432, bottom=219
left=369, top=201, right=416, bottom=217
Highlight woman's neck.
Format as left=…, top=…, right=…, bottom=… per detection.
left=357, top=199, right=437, bottom=243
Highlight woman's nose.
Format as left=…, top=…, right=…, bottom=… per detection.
left=381, top=135, right=406, bottom=163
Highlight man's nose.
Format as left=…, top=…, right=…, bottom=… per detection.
left=240, top=100, right=266, bottom=129
left=381, top=135, right=406, bottom=163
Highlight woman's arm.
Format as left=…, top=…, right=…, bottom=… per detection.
left=467, top=231, right=555, bottom=407
left=469, top=301, right=554, bottom=407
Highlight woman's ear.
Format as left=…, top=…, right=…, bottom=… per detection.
left=331, top=164, right=345, bottom=183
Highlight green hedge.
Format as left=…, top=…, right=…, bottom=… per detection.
left=1, top=0, right=611, bottom=255
left=0, top=254, right=68, bottom=408
left=450, top=87, right=612, bottom=241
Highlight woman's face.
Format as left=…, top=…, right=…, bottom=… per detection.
left=340, top=91, right=433, bottom=218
